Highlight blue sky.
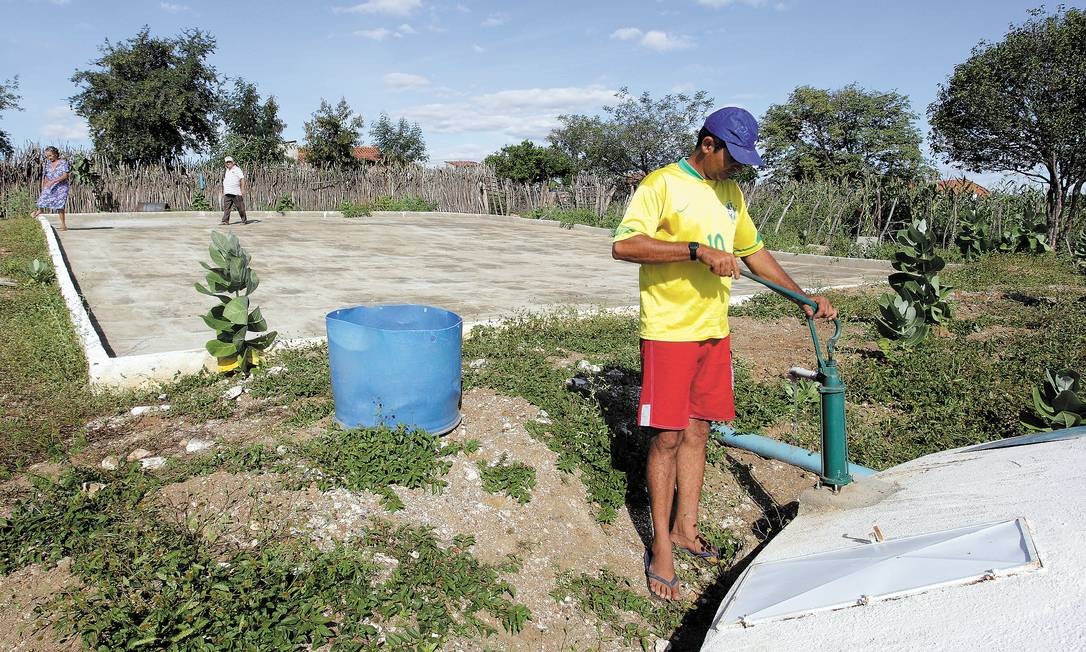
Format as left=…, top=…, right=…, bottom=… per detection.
left=0, top=0, right=1076, bottom=183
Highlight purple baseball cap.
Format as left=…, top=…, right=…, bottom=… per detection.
left=703, top=107, right=764, bottom=167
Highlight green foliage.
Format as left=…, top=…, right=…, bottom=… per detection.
left=522, top=206, right=623, bottom=230
left=338, top=199, right=371, bottom=218
left=928, top=7, right=1086, bottom=247
left=783, top=378, right=820, bottom=408
left=0, top=465, right=529, bottom=649
left=485, top=140, right=573, bottom=184
left=954, top=198, right=992, bottom=261
left=369, top=113, right=428, bottom=165
left=273, top=194, right=294, bottom=212
left=299, top=425, right=467, bottom=510
left=0, top=75, right=22, bottom=158
left=997, top=206, right=1052, bottom=254
left=549, top=87, right=714, bottom=176
left=477, top=455, right=536, bottom=504
left=24, top=258, right=54, bottom=284
left=1023, top=369, right=1085, bottom=431
left=70, top=154, right=117, bottom=211
left=553, top=568, right=684, bottom=647
left=875, top=219, right=952, bottom=343
left=371, top=195, right=437, bottom=211
left=189, top=188, right=212, bottom=211
left=1, top=187, right=34, bottom=220
left=302, top=97, right=364, bottom=169
left=1073, top=229, right=1086, bottom=274
left=216, top=79, right=286, bottom=164
left=761, top=83, right=926, bottom=182
left=70, top=28, right=220, bottom=164
left=195, top=231, right=277, bottom=374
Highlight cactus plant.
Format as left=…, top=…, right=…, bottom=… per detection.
left=195, top=231, right=277, bottom=374
left=1022, top=369, right=1085, bottom=432
left=954, top=201, right=991, bottom=261
left=190, top=189, right=212, bottom=211
left=875, top=293, right=929, bottom=345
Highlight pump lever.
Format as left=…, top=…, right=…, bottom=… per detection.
left=788, top=366, right=820, bottom=380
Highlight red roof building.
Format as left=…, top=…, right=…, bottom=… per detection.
left=295, top=145, right=383, bottom=165
left=936, top=177, right=990, bottom=198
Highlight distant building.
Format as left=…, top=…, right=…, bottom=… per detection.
left=936, top=177, right=990, bottom=198
left=445, top=160, right=481, bottom=168
left=291, top=144, right=383, bottom=166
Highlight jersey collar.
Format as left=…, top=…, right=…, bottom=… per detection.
left=677, top=157, right=705, bottom=180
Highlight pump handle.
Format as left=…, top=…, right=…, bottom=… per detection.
left=738, top=270, right=842, bottom=364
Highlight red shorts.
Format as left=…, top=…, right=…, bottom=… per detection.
left=638, top=337, right=735, bottom=430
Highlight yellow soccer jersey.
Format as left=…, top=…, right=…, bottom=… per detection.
left=613, top=159, right=764, bottom=341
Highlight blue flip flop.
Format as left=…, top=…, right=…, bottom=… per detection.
left=674, top=534, right=721, bottom=565
left=644, top=549, right=680, bottom=601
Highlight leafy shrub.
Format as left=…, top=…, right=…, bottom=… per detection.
left=1072, top=229, right=1086, bottom=275
left=195, top=231, right=277, bottom=375
left=1022, top=368, right=1085, bottom=431
left=274, top=194, right=295, bottom=212
left=477, top=455, right=536, bottom=504
left=371, top=195, right=436, bottom=211
left=1, top=188, right=34, bottom=220
left=338, top=200, right=371, bottom=218
left=189, top=188, right=212, bottom=211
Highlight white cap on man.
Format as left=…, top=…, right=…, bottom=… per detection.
left=224, top=156, right=235, bottom=163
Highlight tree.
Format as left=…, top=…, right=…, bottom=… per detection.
left=760, top=84, right=925, bottom=182
left=70, top=27, right=220, bottom=165
left=484, top=140, right=572, bottom=184
left=369, top=114, right=427, bottom=166
left=549, top=87, right=714, bottom=177
left=302, top=98, right=364, bottom=169
left=217, top=79, right=286, bottom=164
left=0, top=76, right=22, bottom=158
left=929, top=7, right=1086, bottom=245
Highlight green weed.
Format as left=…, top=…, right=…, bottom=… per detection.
left=477, top=454, right=536, bottom=504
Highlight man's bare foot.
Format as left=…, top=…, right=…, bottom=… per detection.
left=670, top=527, right=721, bottom=565
left=645, top=546, right=680, bottom=601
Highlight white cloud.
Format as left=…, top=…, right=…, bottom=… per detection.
left=472, top=43, right=486, bottom=53
left=401, top=85, right=619, bottom=140
left=639, top=30, right=692, bottom=51
left=481, top=13, right=507, bottom=27
left=47, top=0, right=70, bottom=5
left=333, top=0, right=422, bottom=16
left=397, top=23, right=417, bottom=34
left=611, top=27, right=642, bottom=40
left=40, top=106, right=89, bottom=142
left=383, top=72, right=431, bottom=89
left=697, top=0, right=769, bottom=6
left=354, top=27, right=393, bottom=40
left=159, top=2, right=190, bottom=12
left=611, top=27, right=692, bottom=51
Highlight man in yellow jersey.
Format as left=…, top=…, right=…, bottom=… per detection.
left=612, top=107, right=837, bottom=601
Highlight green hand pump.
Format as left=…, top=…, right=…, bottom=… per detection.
left=738, top=270, right=853, bottom=488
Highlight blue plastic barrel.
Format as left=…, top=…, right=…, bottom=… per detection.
left=326, top=304, right=463, bottom=434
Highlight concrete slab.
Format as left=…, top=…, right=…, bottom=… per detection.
left=43, top=211, right=892, bottom=385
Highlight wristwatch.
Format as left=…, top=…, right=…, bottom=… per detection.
left=689, top=241, right=700, bottom=261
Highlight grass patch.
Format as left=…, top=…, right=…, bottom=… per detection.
left=521, top=206, right=624, bottom=231
left=0, top=216, right=144, bottom=474
left=0, top=464, right=530, bottom=650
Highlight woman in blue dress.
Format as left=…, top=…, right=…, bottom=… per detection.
left=31, top=146, right=71, bottom=231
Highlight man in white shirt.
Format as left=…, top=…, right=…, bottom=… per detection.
left=220, top=156, right=248, bottom=225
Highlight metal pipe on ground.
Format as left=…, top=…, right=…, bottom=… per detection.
left=712, top=424, right=877, bottom=479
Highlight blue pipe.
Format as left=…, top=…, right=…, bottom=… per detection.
left=712, top=424, right=877, bottom=479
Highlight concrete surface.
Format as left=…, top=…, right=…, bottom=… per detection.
left=702, top=433, right=1086, bottom=651
left=44, top=211, right=892, bottom=385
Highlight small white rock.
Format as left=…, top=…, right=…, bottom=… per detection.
left=469, top=358, right=487, bottom=370
left=276, top=445, right=288, bottom=455
left=130, top=405, right=156, bottom=416
left=185, top=438, right=214, bottom=453
left=265, top=365, right=286, bottom=376
left=157, top=393, right=168, bottom=401
left=464, top=466, right=479, bottom=482
left=140, top=456, right=166, bottom=470
left=222, top=386, right=244, bottom=401
left=81, top=482, right=106, bottom=497
left=126, top=448, right=152, bottom=462
left=577, top=360, right=602, bottom=374
left=100, top=456, right=119, bottom=470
